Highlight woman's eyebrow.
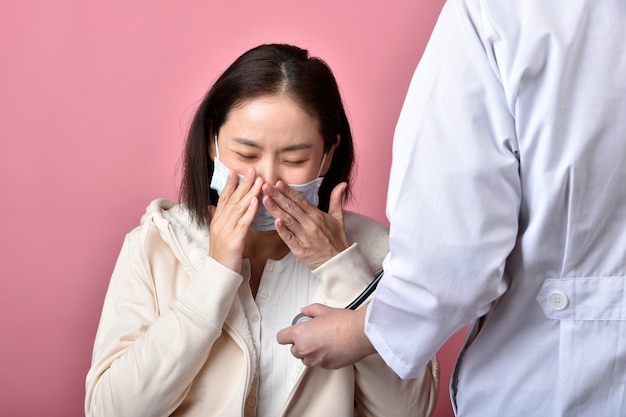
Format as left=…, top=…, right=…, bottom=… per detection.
left=233, top=137, right=262, bottom=149
left=233, top=137, right=313, bottom=152
left=281, top=143, right=313, bottom=152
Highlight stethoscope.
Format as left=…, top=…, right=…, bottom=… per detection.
left=291, top=269, right=384, bottom=325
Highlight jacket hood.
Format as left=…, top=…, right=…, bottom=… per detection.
left=141, top=198, right=210, bottom=275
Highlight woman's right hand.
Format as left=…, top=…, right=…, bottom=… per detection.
left=209, top=167, right=263, bottom=272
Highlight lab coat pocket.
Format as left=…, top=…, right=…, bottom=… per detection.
left=537, top=276, right=626, bottom=321
left=536, top=276, right=626, bottom=415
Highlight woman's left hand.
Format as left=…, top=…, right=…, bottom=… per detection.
left=262, top=181, right=349, bottom=270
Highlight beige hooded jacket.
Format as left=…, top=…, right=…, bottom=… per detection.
left=85, top=199, right=438, bottom=417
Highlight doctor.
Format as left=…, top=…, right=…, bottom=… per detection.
left=277, top=0, right=626, bottom=416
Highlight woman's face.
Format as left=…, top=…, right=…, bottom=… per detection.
left=212, top=95, right=334, bottom=185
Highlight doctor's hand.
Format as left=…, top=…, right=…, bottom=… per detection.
left=262, top=181, right=349, bottom=270
left=209, top=168, right=263, bottom=272
left=276, top=304, right=377, bottom=369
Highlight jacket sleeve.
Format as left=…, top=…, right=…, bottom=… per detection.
left=85, top=221, right=243, bottom=417
left=311, top=211, right=389, bottom=308
left=312, top=213, right=440, bottom=417
left=311, top=243, right=377, bottom=308
left=354, top=354, right=439, bottom=417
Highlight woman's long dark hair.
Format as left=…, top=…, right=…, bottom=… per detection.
left=180, top=43, right=355, bottom=228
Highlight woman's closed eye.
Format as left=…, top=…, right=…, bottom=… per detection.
left=236, top=152, right=258, bottom=160
left=283, top=159, right=307, bottom=166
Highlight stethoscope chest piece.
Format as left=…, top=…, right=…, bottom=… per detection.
left=291, top=312, right=312, bottom=325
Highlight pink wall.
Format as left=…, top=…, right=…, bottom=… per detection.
left=0, top=1, right=462, bottom=415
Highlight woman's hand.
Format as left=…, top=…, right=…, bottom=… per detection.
left=262, top=181, right=349, bottom=270
left=209, top=167, right=263, bottom=272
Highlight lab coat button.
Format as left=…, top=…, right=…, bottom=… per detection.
left=266, top=263, right=274, bottom=271
left=548, top=291, right=569, bottom=310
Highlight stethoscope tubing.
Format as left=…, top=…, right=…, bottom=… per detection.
left=291, top=269, right=384, bottom=325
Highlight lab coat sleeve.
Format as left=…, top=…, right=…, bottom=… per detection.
left=85, top=221, right=243, bottom=417
left=366, top=0, right=521, bottom=379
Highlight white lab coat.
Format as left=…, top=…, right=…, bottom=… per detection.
left=365, top=0, right=626, bottom=415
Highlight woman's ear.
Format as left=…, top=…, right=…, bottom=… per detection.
left=321, top=134, right=341, bottom=176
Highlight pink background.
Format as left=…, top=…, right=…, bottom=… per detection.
left=0, top=1, right=465, bottom=416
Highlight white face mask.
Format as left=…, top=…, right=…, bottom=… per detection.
left=210, top=138, right=327, bottom=231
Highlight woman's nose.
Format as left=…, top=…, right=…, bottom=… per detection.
left=256, top=160, right=279, bottom=185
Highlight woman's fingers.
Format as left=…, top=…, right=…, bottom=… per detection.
left=219, top=168, right=260, bottom=206
left=328, top=182, right=347, bottom=223
left=262, top=181, right=311, bottom=227
left=209, top=167, right=263, bottom=271
left=262, top=181, right=350, bottom=269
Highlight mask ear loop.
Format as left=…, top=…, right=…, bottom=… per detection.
left=317, top=153, right=328, bottom=177
left=213, top=134, right=221, bottom=161
left=318, top=139, right=340, bottom=177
